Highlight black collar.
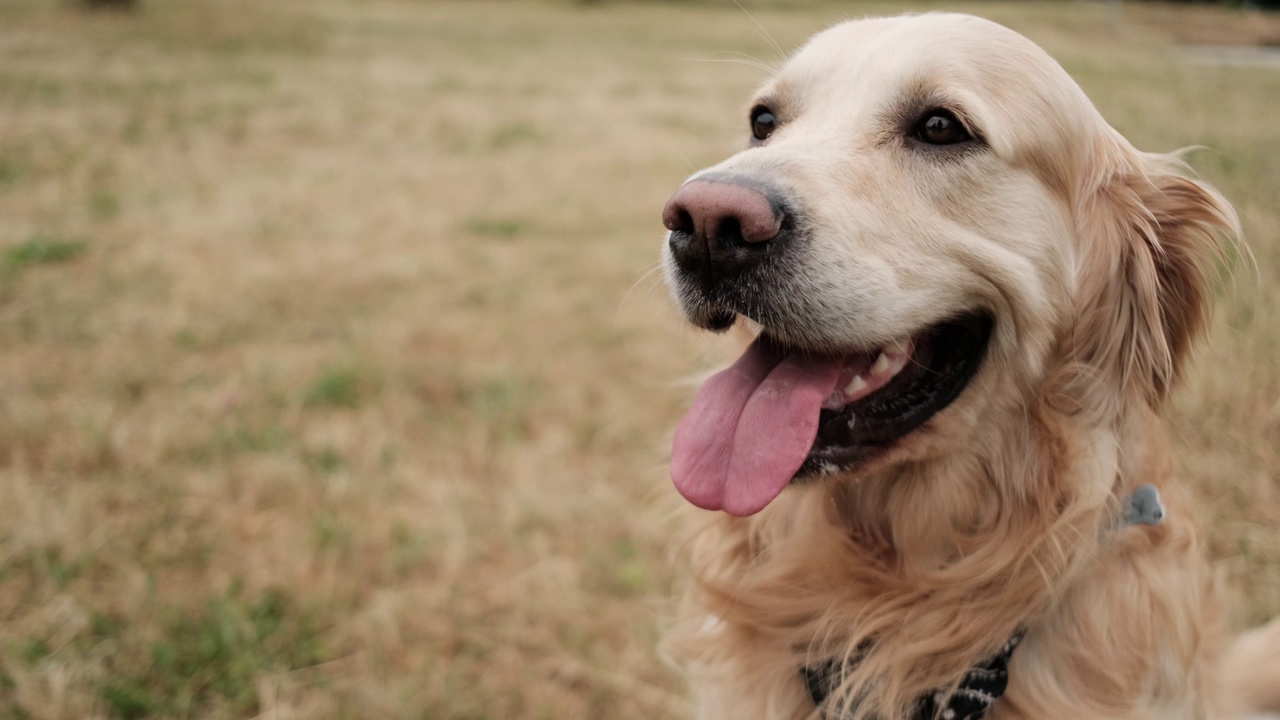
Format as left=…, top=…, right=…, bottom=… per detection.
left=801, top=630, right=1024, bottom=720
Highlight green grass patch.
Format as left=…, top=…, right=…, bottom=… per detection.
left=0, top=666, right=17, bottom=694
left=101, top=678, right=153, bottom=720
left=223, top=422, right=290, bottom=453
left=95, top=588, right=325, bottom=718
left=462, top=376, right=530, bottom=419
left=21, top=638, right=51, bottom=665
left=487, top=122, right=546, bottom=149
left=586, top=536, right=651, bottom=598
left=304, top=446, right=345, bottom=474
left=5, top=235, right=87, bottom=269
left=0, top=72, right=63, bottom=103
left=26, top=546, right=91, bottom=589
left=172, top=328, right=201, bottom=348
left=90, top=188, right=121, bottom=220
left=456, top=374, right=540, bottom=445
left=304, top=365, right=366, bottom=409
left=313, top=512, right=351, bottom=550
left=463, top=215, right=531, bottom=240
left=0, top=156, right=21, bottom=185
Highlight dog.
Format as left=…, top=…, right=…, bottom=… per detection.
left=658, top=13, right=1280, bottom=720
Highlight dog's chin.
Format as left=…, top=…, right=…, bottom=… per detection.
left=679, top=303, right=738, bottom=333
left=791, top=312, right=993, bottom=480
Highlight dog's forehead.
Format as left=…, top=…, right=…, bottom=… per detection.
left=763, top=12, right=1102, bottom=179
left=771, top=14, right=1077, bottom=117
left=787, top=15, right=1043, bottom=80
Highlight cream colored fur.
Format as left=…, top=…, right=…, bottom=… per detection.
left=661, top=14, right=1278, bottom=720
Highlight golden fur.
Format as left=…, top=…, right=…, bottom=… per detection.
left=660, top=14, right=1280, bottom=720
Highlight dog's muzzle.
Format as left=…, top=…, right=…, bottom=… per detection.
left=662, top=172, right=793, bottom=329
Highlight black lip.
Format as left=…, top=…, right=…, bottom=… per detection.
left=794, top=312, right=993, bottom=478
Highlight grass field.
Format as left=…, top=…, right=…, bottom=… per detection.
left=0, top=1, right=1277, bottom=718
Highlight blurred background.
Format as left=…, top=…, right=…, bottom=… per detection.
left=0, top=1, right=1277, bottom=718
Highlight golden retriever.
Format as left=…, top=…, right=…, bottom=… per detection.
left=657, top=13, right=1280, bottom=720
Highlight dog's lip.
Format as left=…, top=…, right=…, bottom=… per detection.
left=702, top=309, right=737, bottom=332
left=792, top=311, right=994, bottom=478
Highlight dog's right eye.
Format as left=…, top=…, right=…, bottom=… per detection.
left=913, top=109, right=971, bottom=145
left=750, top=106, right=776, bottom=142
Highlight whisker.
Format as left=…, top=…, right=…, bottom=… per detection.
left=665, top=142, right=697, bottom=173
left=614, top=261, right=668, bottom=325
left=732, top=0, right=788, bottom=62
left=691, top=56, right=776, bottom=75
left=707, top=50, right=779, bottom=75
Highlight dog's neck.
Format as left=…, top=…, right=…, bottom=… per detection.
left=822, top=359, right=1163, bottom=571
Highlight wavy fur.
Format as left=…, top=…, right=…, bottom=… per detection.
left=661, top=14, right=1273, bottom=720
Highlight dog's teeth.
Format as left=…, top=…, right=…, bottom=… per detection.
left=844, top=375, right=867, bottom=395
left=871, top=353, right=890, bottom=374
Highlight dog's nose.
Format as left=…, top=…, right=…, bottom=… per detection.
left=662, top=175, right=785, bottom=278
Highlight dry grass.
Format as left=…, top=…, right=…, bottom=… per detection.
left=0, top=1, right=1276, bottom=718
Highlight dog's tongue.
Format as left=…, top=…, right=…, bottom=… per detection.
left=672, top=339, right=843, bottom=516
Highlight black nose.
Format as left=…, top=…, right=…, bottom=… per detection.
left=662, top=174, right=785, bottom=280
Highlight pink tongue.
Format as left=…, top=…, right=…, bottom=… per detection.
left=671, top=339, right=844, bottom=516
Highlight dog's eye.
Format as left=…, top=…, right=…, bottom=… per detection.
left=914, top=110, right=971, bottom=145
left=751, top=106, right=776, bottom=142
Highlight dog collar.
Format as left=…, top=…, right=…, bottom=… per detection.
left=801, top=630, right=1023, bottom=720
left=801, top=484, right=1165, bottom=718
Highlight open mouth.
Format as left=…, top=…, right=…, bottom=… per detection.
left=797, top=312, right=992, bottom=478
left=670, top=311, right=992, bottom=516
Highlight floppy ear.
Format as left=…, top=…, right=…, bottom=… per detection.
left=1073, top=145, right=1240, bottom=410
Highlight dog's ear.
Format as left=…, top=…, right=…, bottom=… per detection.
left=1073, top=145, right=1239, bottom=409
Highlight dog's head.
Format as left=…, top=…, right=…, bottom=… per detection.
left=661, top=14, right=1237, bottom=516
